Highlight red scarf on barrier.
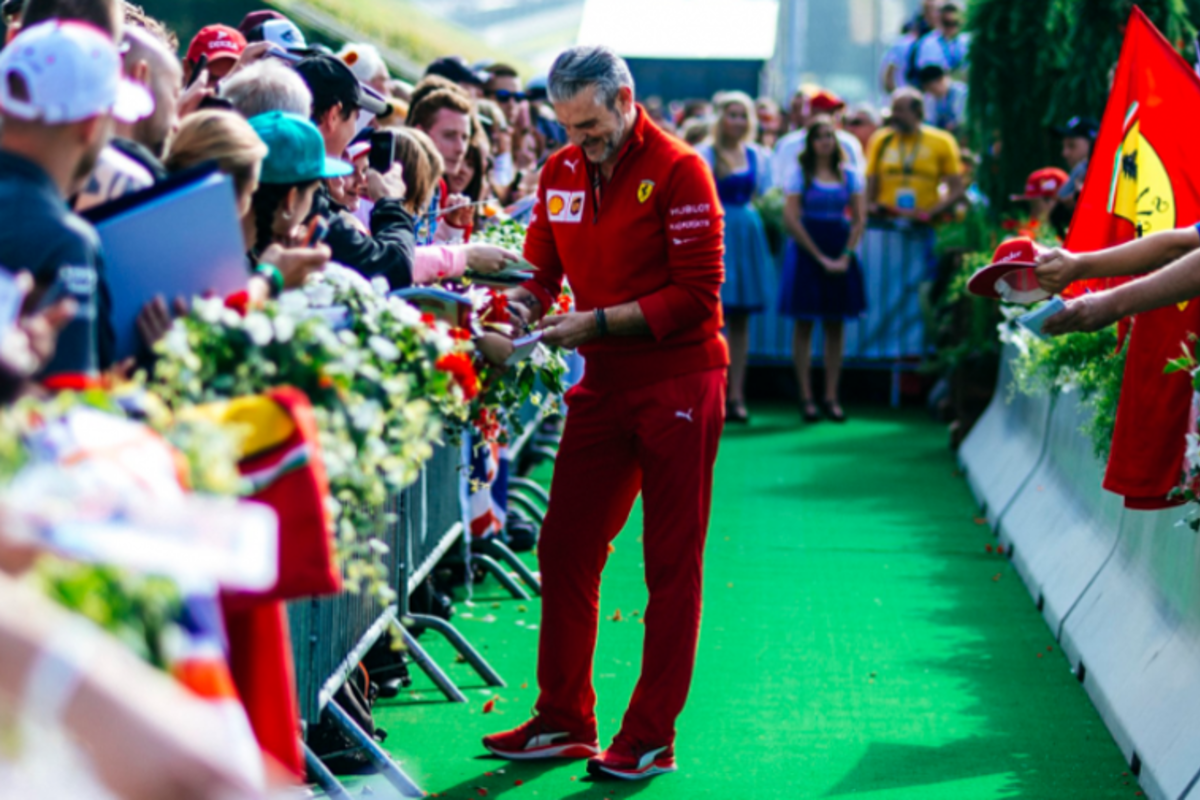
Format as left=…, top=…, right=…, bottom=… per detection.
left=217, top=386, right=341, bottom=778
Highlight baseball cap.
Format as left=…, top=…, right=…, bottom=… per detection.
left=245, top=18, right=315, bottom=61
left=525, top=74, right=548, bottom=102
left=1010, top=167, right=1070, bottom=201
left=425, top=55, right=487, bottom=87
left=238, top=9, right=287, bottom=37
left=967, top=238, right=1051, bottom=304
left=0, top=20, right=153, bottom=124
left=809, top=89, right=845, bottom=114
left=339, top=42, right=387, bottom=84
left=295, top=54, right=389, bottom=116
left=249, top=111, right=352, bottom=184
left=1052, top=115, right=1100, bottom=140
left=186, top=24, right=246, bottom=69
left=346, top=127, right=373, bottom=161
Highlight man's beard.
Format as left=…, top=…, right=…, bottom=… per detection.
left=583, top=113, right=626, bottom=164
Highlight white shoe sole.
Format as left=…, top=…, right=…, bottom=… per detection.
left=484, top=742, right=600, bottom=761
left=589, top=761, right=678, bottom=780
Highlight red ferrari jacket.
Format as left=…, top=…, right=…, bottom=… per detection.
left=522, top=107, right=728, bottom=391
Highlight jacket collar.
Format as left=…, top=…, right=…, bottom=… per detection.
left=0, top=150, right=61, bottom=200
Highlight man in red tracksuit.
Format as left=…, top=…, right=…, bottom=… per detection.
left=482, top=45, right=727, bottom=781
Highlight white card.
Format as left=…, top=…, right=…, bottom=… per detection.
left=505, top=331, right=544, bottom=366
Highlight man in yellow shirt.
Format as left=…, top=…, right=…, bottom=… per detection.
left=866, top=88, right=964, bottom=223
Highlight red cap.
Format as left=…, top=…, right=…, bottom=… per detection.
left=186, top=24, right=246, bottom=67
left=966, top=238, right=1051, bottom=303
left=1010, top=167, right=1070, bottom=201
left=809, top=90, right=845, bottom=114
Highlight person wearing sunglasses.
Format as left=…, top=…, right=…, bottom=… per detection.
left=485, top=63, right=528, bottom=128
left=913, top=2, right=969, bottom=76
left=842, top=103, right=879, bottom=151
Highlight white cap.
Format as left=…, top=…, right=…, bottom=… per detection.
left=0, top=20, right=153, bottom=125
left=339, top=42, right=387, bottom=84
left=259, top=19, right=309, bottom=54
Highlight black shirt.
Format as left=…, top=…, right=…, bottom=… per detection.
left=313, top=184, right=416, bottom=290
left=111, top=137, right=168, bottom=182
left=0, top=150, right=113, bottom=378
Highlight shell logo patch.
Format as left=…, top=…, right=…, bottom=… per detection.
left=546, top=190, right=585, bottom=223
left=638, top=180, right=655, bottom=204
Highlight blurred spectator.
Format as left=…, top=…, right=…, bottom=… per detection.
left=786, top=86, right=811, bottom=133
left=508, top=126, right=540, bottom=204
left=236, top=8, right=286, bottom=38
left=681, top=97, right=712, bottom=126
left=914, top=2, right=969, bottom=74
left=243, top=16, right=313, bottom=63
left=477, top=97, right=515, bottom=198
left=695, top=91, right=774, bottom=423
left=123, top=1, right=177, bottom=51
left=296, top=55, right=417, bottom=289
left=425, top=55, right=486, bottom=99
left=165, top=110, right=329, bottom=292
left=1011, top=166, right=1070, bottom=234
left=644, top=95, right=672, bottom=133
left=409, top=87, right=475, bottom=242
left=881, top=19, right=918, bottom=92
left=681, top=117, right=710, bottom=146
left=843, top=103, right=879, bottom=151
left=917, top=64, right=966, bottom=136
left=221, top=58, right=313, bottom=118
left=484, top=63, right=528, bottom=128
left=20, top=0, right=119, bottom=37
left=779, top=115, right=867, bottom=424
left=755, top=97, right=783, bottom=150
left=0, top=20, right=152, bottom=381
left=332, top=133, right=370, bottom=233
left=394, top=127, right=443, bottom=216
left=184, top=24, right=246, bottom=88
left=339, top=42, right=390, bottom=96
left=3, top=0, right=23, bottom=43
left=1054, top=115, right=1098, bottom=211
left=772, top=89, right=864, bottom=191
left=75, top=24, right=180, bottom=211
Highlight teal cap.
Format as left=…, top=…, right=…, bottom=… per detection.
left=249, top=110, right=353, bottom=184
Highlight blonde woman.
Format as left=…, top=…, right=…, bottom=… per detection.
left=695, top=91, right=774, bottom=423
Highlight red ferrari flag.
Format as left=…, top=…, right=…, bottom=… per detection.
left=1064, top=7, right=1200, bottom=508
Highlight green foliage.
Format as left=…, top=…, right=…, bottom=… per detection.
left=1012, top=325, right=1128, bottom=460
left=967, top=0, right=1195, bottom=209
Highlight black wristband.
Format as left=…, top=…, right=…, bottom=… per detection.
left=594, top=307, right=609, bottom=337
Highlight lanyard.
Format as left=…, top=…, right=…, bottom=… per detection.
left=894, top=131, right=923, bottom=182
left=939, top=35, right=961, bottom=70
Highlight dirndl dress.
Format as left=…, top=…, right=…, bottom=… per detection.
left=778, top=174, right=867, bottom=320
left=700, top=144, right=774, bottom=314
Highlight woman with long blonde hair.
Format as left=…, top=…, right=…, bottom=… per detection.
left=695, top=90, right=774, bottom=423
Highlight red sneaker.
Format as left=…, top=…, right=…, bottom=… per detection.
left=482, top=717, right=599, bottom=760
left=586, top=736, right=677, bottom=780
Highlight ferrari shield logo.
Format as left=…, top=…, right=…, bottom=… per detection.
left=638, top=180, right=655, bottom=204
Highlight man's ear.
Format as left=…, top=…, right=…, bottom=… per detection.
left=317, top=102, right=344, bottom=132
left=616, top=85, right=634, bottom=114
left=131, top=59, right=150, bottom=87
left=76, top=115, right=103, bottom=147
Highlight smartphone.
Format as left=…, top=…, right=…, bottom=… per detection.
left=186, top=54, right=208, bottom=89
left=304, top=217, right=329, bottom=247
left=369, top=130, right=396, bottom=174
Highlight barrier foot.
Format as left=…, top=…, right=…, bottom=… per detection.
left=324, top=699, right=426, bottom=798
left=305, top=742, right=355, bottom=800
left=509, top=476, right=551, bottom=506
left=478, top=539, right=542, bottom=596
left=507, top=491, right=546, bottom=527
left=394, top=621, right=468, bottom=703
left=473, top=553, right=532, bottom=600
left=408, top=612, right=506, bottom=688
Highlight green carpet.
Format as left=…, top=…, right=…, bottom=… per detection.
left=372, top=405, right=1140, bottom=799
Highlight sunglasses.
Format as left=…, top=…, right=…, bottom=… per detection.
left=942, top=17, right=961, bottom=28
left=845, top=118, right=871, bottom=127
left=491, top=89, right=528, bottom=102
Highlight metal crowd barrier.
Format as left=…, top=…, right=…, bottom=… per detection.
left=749, top=219, right=935, bottom=405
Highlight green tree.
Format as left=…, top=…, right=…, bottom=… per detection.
left=967, top=0, right=1195, bottom=208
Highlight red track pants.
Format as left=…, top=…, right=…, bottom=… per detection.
left=535, top=367, right=725, bottom=747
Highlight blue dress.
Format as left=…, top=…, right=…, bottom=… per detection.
left=698, top=143, right=774, bottom=314
left=778, top=171, right=867, bottom=320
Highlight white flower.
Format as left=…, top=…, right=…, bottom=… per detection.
left=368, top=334, right=400, bottom=362
left=337, top=329, right=358, bottom=347
left=350, top=399, right=383, bottom=431
left=306, top=282, right=336, bottom=308
left=194, top=296, right=225, bottom=324
left=243, top=312, right=273, bottom=346
left=1187, top=432, right=1200, bottom=472
left=273, top=314, right=296, bottom=343
left=531, top=344, right=549, bottom=368
left=371, top=276, right=390, bottom=296
left=387, top=297, right=423, bottom=327
left=278, top=291, right=310, bottom=315
left=220, top=309, right=243, bottom=328
left=163, top=325, right=191, bottom=358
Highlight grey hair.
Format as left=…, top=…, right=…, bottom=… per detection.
left=548, top=45, right=634, bottom=109
left=220, top=59, right=313, bottom=119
